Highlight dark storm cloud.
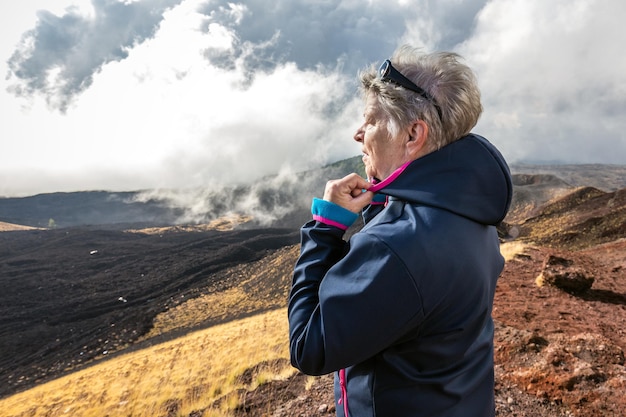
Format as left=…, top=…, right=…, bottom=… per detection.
left=6, top=0, right=487, bottom=112
left=200, top=0, right=487, bottom=79
left=426, top=0, right=487, bottom=49
left=200, top=0, right=401, bottom=79
left=6, top=0, right=182, bottom=112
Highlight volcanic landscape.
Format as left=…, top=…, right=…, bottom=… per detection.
left=1, top=161, right=625, bottom=416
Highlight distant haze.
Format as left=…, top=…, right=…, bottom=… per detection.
left=1, top=161, right=624, bottom=230
left=1, top=0, right=626, bottom=199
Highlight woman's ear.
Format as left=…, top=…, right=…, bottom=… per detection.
left=406, top=120, right=429, bottom=158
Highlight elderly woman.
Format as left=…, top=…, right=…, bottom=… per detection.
left=288, top=45, right=512, bottom=417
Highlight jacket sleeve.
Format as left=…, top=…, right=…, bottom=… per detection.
left=288, top=213, right=425, bottom=376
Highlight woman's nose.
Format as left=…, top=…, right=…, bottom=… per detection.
left=353, top=126, right=364, bottom=143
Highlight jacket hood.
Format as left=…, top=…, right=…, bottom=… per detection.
left=370, top=134, right=512, bottom=225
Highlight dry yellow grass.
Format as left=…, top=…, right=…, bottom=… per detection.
left=500, top=241, right=529, bottom=262
left=0, top=308, right=294, bottom=417
left=142, top=287, right=272, bottom=340
left=0, top=221, right=40, bottom=232
left=141, top=245, right=298, bottom=340
left=126, top=215, right=254, bottom=234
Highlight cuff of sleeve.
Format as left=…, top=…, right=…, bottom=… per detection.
left=311, top=198, right=358, bottom=231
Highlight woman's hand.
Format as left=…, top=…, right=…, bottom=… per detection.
left=323, top=173, right=374, bottom=213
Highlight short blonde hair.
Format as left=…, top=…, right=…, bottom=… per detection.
left=358, top=45, right=482, bottom=150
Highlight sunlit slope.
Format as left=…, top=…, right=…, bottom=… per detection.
left=0, top=308, right=293, bottom=417
left=0, top=242, right=303, bottom=416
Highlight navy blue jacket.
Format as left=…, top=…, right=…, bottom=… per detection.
left=288, top=134, right=512, bottom=416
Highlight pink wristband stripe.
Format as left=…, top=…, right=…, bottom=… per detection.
left=312, top=214, right=350, bottom=231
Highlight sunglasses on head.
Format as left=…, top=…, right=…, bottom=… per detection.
left=378, top=59, right=443, bottom=122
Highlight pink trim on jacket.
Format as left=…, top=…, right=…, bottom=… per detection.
left=367, top=160, right=412, bottom=193
left=312, top=214, right=350, bottom=231
left=338, top=368, right=349, bottom=416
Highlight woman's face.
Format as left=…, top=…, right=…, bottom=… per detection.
left=354, top=94, right=409, bottom=181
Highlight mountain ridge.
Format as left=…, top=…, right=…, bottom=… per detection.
left=1, top=161, right=625, bottom=229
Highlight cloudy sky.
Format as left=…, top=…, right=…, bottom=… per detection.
left=1, top=0, right=625, bottom=197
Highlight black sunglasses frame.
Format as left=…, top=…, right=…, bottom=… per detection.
left=378, top=59, right=443, bottom=122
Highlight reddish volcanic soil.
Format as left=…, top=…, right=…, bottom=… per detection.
left=492, top=241, right=626, bottom=417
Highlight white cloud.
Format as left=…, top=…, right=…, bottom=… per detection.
left=1, top=0, right=362, bottom=197
left=1, top=0, right=625, bottom=198
left=463, top=0, right=626, bottom=163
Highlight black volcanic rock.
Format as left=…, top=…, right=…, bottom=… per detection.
left=0, top=226, right=299, bottom=398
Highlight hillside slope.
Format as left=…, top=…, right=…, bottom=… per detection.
left=518, top=186, right=626, bottom=250
left=0, top=226, right=298, bottom=398
left=506, top=174, right=574, bottom=223
left=1, top=171, right=625, bottom=416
